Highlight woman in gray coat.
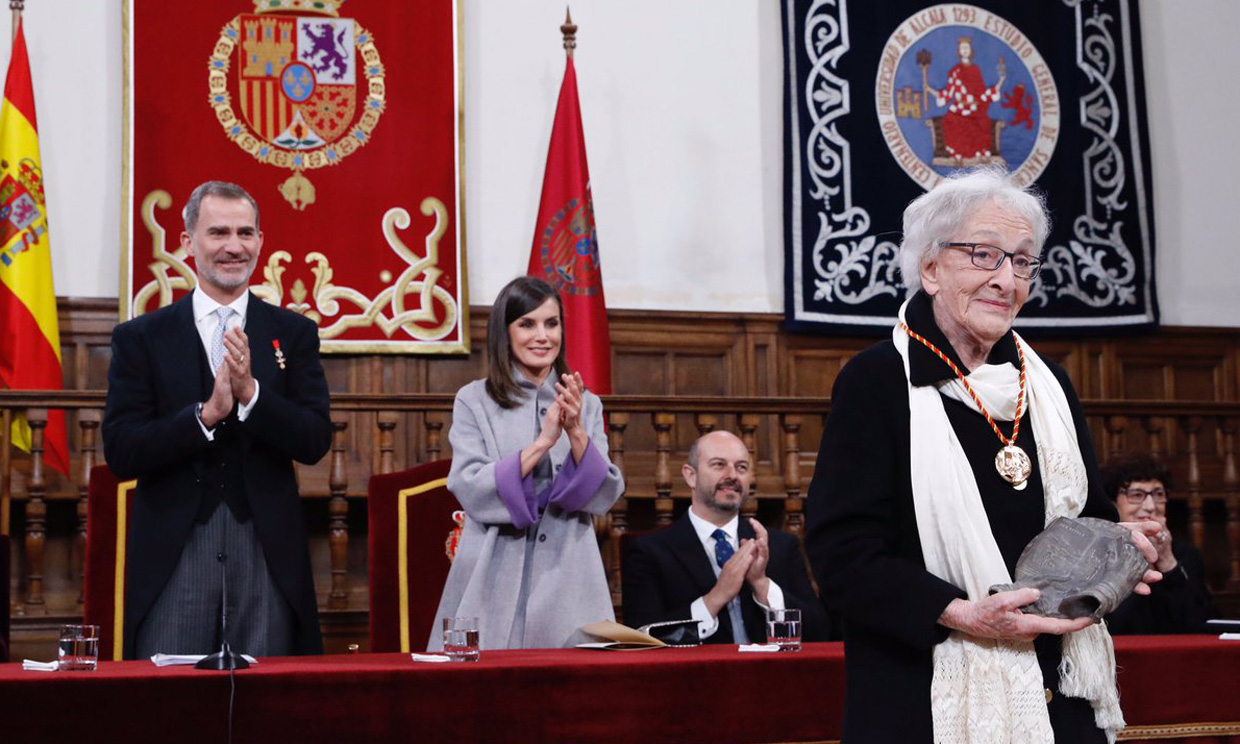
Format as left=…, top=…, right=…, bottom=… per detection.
left=429, top=276, right=624, bottom=650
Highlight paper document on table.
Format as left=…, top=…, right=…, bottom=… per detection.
left=576, top=621, right=666, bottom=651
left=410, top=653, right=453, bottom=663
left=22, top=659, right=58, bottom=671
left=1220, top=633, right=1240, bottom=641
left=739, top=643, right=782, bottom=652
left=150, top=653, right=258, bottom=666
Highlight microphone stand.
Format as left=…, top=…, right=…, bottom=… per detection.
left=196, top=552, right=250, bottom=670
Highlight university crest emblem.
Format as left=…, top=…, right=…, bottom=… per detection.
left=208, top=0, right=385, bottom=209
left=875, top=4, right=1059, bottom=189
left=782, top=0, right=1158, bottom=332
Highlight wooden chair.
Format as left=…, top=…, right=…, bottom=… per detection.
left=82, top=464, right=138, bottom=661
left=367, top=459, right=462, bottom=653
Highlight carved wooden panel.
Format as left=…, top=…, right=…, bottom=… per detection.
left=6, top=299, right=1239, bottom=625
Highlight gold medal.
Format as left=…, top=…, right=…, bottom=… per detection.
left=902, top=322, right=1031, bottom=491
left=995, top=444, right=1032, bottom=490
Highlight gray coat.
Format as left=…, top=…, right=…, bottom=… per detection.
left=428, top=374, right=624, bottom=650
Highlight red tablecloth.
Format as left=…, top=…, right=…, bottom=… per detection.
left=1112, top=636, right=1240, bottom=742
left=0, top=638, right=1236, bottom=744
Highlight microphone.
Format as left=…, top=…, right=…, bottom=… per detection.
left=196, top=552, right=251, bottom=670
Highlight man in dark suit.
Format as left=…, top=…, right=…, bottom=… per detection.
left=623, top=430, right=829, bottom=643
left=103, top=181, right=331, bottom=659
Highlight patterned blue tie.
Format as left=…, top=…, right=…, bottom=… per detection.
left=712, top=528, right=734, bottom=568
left=210, top=306, right=235, bottom=371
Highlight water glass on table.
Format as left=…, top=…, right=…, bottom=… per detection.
left=765, top=608, right=802, bottom=652
left=59, top=624, right=100, bottom=671
left=443, top=616, right=480, bottom=662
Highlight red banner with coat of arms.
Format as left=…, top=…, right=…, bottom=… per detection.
left=124, top=0, right=467, bottom=353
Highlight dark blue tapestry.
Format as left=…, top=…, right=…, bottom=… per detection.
left=782, top=0, right=1158, bottom=332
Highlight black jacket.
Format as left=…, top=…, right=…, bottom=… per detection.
left=805, top=292, right=1116, bottom=743
left=1107, top=540, right=1215, bottom=634
left=103, top=293, right=332, bottom=658
left=623, top=511, right=831, bottom=643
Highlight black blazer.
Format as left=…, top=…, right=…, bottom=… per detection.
left=1107, top=540, right=1215, bottom=634
left=103, top=293, right=332, bottom=658
left=622, top=512, right=830, bottom=643
left=805, top=306, right=1117, bottom=743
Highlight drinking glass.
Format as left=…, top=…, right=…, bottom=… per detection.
left=58, top=624, right=100, bottom=671
left=442, top=616, right=480, bottom=661
left=765, top=608, right=802, bottom=652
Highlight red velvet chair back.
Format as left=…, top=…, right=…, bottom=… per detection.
left=82, top=464, right=138, bottom=661
left=367, top=459, right=461, bottom=653
left=1, top=534, right=9, bottom=662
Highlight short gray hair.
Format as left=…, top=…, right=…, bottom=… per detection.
left=183, top=181, right=261, bottom=233
left=897, top=167, right=1050, bottom=295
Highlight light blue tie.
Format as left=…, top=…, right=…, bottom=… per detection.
left=210, top=306, right=235, bottom=371
left=712, top=528, right=734, bottom=568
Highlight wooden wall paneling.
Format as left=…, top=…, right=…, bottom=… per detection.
left=7, top=298, right=1240, bottom=656
left=1118, top=359, right=1173, bottom=401
left=1097, top=341, right=1118, bottom=400
left=673, top=348, right=736, bottom=466
left=782, top=347, right=854, bottom=476
left=1082, top=343, right=1106, bottom=400
left=749, top=329, right=773, bottom=397
left=1027, top=338, right=1090, bottom=397
left=738, top=328, right=772, bottom=479
left=1115, top=331, right=1234, bottom=402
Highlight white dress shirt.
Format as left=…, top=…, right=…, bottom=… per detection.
left=192, top=286, right=259, bottom=440
left=686, top=509, right=785, bottom=642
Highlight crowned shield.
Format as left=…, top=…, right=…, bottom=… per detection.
left=210, top=2, right=385, bottom=210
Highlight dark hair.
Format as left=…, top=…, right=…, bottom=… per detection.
left=485, top=276, right=570, bottom=408
left=686, top=438, right=702, bottom=470
left=1101, top=452, right=1175, bottom=500
left=183, top=180, right=261, bottom=233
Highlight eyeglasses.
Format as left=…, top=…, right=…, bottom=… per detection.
left=1121, top=487, right=1168, bottom=505
left=943, top=242, right=1043, bottom=280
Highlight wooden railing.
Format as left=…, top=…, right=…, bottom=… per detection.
left=2, top=391, right=1239, bottom=619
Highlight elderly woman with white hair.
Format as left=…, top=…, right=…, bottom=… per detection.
left=805, top=168, right=1161, bottom=744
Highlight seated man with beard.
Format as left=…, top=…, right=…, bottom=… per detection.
left=622, top=430, right=830, bottom=643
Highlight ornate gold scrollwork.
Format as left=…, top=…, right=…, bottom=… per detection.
left=131, top=191, right=460, bottom=345
left=131, top=189, right=196, bottom=316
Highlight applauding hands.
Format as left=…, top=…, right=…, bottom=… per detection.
left=703, top=518, right=772, bottom=618
left=201, top=325, right=256, bottom=428
left=535, top=372, right=588, bottom=451
left=523, top=371, right=591, bottom=476
left=554, top=371, right=589, bottom=462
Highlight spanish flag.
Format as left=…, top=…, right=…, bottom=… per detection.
left=0, top=20, right=69, bottom=476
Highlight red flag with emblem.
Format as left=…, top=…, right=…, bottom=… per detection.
left=527, top=54, right=612, bottom=395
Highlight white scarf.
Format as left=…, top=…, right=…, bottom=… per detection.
left=894, top=299, right=1124, bottom=743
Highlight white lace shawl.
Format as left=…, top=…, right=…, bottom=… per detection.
left=894, top=299, right=1124, bottom=743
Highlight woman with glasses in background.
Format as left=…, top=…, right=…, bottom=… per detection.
left=1103, top=452, right=1215, bottom=634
